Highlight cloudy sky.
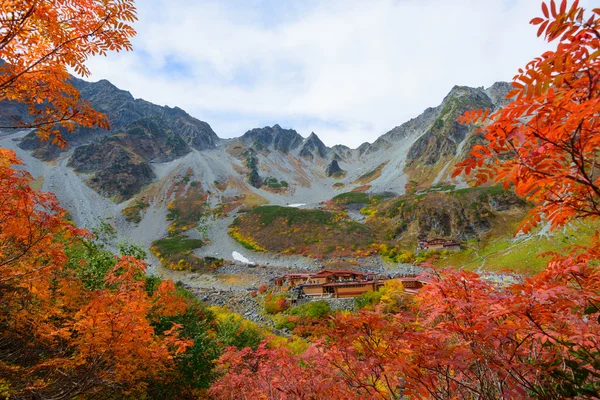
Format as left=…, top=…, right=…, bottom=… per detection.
left=84, top=0, right=575, bottom=148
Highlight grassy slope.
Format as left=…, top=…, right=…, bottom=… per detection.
left=434, top=219, right=599, bottom=275
left=226, top=185, right=595, bottom=276
left=230, top=205, right=376, bottom=257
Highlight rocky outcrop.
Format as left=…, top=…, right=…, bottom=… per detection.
left=69, top=141, right=154, bottom=199
left=325, top=159, right=344, bottom=177
left=299, top=132, right=328, bottom=159
left=241, top=124, right=304, bottom=153
left=244, top=149, right=262, bottom=188
left=67, top=118, right=190, bottom=199
left=378, top=186, right=527, bottom=241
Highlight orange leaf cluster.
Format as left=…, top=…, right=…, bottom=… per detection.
left=0, top=149, right=191, bottom=397
left=454, top=0, right=600, bottom=233
left=0, top=0, right=137, bottom=146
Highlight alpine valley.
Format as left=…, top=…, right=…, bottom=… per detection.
left=0, top=77, right=590, bottom=291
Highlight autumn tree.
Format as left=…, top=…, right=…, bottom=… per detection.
left=0, top=149, right=194, bottom=397
left=0, top=1, right=219, bottom=397
left=454, top=0, right=600, bottom=232
left=0, top=0, right=136, bottom=147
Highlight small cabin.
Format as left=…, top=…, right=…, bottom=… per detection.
left=272, top=269, right=387, bottom=299
left=417, top=238, right=461, bottom=252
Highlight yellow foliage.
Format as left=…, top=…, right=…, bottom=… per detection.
left=228, top=227, right=266, bottom=252
left=267, top=334, right=310, bottom=355
left=378, top=279, right=409, bottom=313
left=210, top=306, right=271, bottom=337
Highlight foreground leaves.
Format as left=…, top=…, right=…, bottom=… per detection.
left=0, top=149, right=192, bottom=398
left=0, top=0, right=137, bottom=146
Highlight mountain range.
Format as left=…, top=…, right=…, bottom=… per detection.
left=0, top=77, right=513, bottom=259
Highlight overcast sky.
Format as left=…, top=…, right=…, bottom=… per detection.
left=84, top=0, right=580, bottom=148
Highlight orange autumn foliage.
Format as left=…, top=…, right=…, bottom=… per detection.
left=0, top=149, right=192, bottom=397
left=0, top=0, right=136, bottom=147
left=454, top=0, right=600, bottom=232
left=0, top=1, right=198, bottom=397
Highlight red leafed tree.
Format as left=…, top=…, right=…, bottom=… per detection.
left=0, top=149, right=192, bottom=397
left=454, top=0, right=600, bottom=232
left=0, top=0, right=136, bottom=147
left=211, top=2, right=600, bottom=399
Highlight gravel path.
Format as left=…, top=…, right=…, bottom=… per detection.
left=189, top=213, right=324, bottom=270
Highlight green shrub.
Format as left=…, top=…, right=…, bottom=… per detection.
left=152, top=236, right=203, bottom=256
left=250, top=205, right=333, bottom=225
left=289, top=301, right=331, bottom=319
left=217, top=315, right=263, bottom=350
left=354, top=290, right=383, bottom=309
left=332, top=192, right=370, bottom=205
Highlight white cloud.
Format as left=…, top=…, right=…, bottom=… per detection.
left=83, top=0, right=589, bottom=148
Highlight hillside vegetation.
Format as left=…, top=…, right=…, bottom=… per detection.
left=228, top=186, right=537, bottom=272
left=230, top=205, right=376, bottom=257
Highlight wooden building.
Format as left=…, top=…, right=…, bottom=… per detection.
left=397, top=275, right=432, bottom=295
left=272, top=269, right=387, bottom=299
left=417, top=238, right=461, bottom=252
left=272, top=273, right=311, bottom=292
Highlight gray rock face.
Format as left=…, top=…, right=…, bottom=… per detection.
left=299, top=132, right=328, bottom=159
left=485, top=81, right=513, bottom=108
left=325, top=159, right=344, bottom=177
left=67, top=118, right=190, bottom=198
left=330, top=144, right=352, bottom=160
left=356, top=142, right=371, bottom=156
left=68, top=141, right=154, bottom=199
left=241, top=124, right=304, bottom=153
left=18, top=77, right=219, bottom=157
left=73, top=78, right=219, bottom=151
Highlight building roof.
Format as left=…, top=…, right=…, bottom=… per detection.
left=397, top=275, right=433, bottom=284
left=311, top=269, right=373, bottom=277
left=419, top=238, right=461, bottom=246
left=322, top=280, right=378, bottom=287
left=273, top=269, right=378, bottom=287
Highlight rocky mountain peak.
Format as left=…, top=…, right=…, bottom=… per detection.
left=299, top=132, right=328, bottom=159
left=18, top=77, right=218, bottom=158
left=406, top=84, right=494, bottom=167
left=72, top=78, right=134, bottom=107
left=485, top=81, right=512, bottom=108
left=241, top=125, right=304, bottom=153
